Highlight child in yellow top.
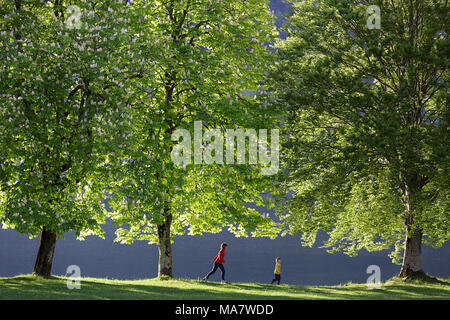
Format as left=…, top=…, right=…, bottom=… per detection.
left=271, top=257, right=281, bottom=285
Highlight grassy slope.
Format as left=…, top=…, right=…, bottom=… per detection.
left=0, top=275, right=449, bottom=300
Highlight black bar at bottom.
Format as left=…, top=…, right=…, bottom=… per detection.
left=0, top=300, right=446, bottom=319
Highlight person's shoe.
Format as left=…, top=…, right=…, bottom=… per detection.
left=202, top=277, right=208, bottom=282
left=221, top=280, right=229, bottom=284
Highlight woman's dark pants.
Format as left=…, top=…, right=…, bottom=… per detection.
left=206, top=262, right=225, bottom=280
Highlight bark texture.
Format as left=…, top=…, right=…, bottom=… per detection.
left=33, top=226, right=57, bottom=277
left=157, top=213, right=173, bottom=277
left=398, top=180, right=426, bottom=280
left=398, top=226, right=425, bottom=279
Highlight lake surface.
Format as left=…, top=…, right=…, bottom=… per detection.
left=1, top=222, right=449, bottom=286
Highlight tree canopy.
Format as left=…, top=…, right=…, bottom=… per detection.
left=1, top=0, right=282, bottom=277
left=268, top=0, right=449, bottom=276
left=0, top=0, right=146, bottom=275
left=104, top=0, right=280, bottom=275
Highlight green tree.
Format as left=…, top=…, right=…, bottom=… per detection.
left=269, top=0, right=449, bottom=280
left=106, top=0, right=280, bottom=277
left=0, top=0, right=142, bottom=276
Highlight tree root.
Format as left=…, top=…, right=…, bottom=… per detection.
left=397, top=269, right=444, bottom=284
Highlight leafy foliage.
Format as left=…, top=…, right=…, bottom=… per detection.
left=269, top=0, right=449, bottom=263
left=0, top=0, right=142, bottom=239
left=105, top=0, right=280, bottom=244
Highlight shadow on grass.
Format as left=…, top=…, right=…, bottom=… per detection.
left=1, top=277, right=292, bottom=300
left=1, top=276, right=449, bottom=300
left=227, top=282, right=450, bottom=300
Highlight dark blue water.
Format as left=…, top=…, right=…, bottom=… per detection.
left=1, top=222, right=449, bottom=285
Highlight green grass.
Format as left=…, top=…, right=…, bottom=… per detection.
left=0, top=275, right=449, bottom=300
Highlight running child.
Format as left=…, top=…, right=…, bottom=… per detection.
left=271, top=257, right=281, bottom=285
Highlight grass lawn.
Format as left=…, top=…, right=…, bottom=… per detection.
left=0, top=275, right=449, bottom=300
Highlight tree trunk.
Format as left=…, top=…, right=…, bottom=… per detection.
left=157, top=213, right=173, bottom=277
left=33, top=226, right=57, bottom=277
left=398, top=225, right=425, bottom=279
left=398, top=181, right=426, bottom=279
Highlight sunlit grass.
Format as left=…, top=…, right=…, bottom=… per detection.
left=0, top=274, right=449, bottom=300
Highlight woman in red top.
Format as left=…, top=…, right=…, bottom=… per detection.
left=203, top=242, right=228, bottom=283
